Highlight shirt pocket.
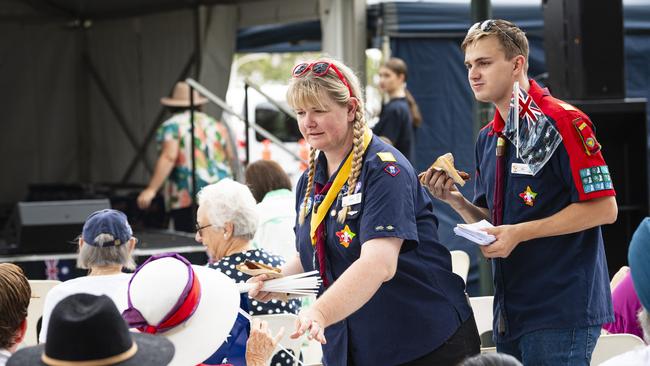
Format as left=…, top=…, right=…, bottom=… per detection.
left=329, top=194, right=363, bottom=260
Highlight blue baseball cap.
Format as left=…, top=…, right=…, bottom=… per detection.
left=82, top=209, right=133, bottom=247
left=629, top=217, right=650, bottom=310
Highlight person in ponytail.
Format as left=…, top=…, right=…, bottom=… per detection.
left=372, top=57, right=422, bottom=162
left=247, top=58, right=480, bottom=366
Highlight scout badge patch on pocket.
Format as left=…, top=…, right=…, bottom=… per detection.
left=519, top=186, right=537, bottom=206
left=336, top=225, right=356, bottom=248
left=572, top=118, right=602, bottom=156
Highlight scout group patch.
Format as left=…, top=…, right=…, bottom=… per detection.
left=384, top=163, right=400, bottom=177
left=580, top=166, right=613, bottom=193
left=572, top=118, right=602, bottom=156
left=519, top=186, right=538, bottom=206
left=336, top=225, right=356, bottom=248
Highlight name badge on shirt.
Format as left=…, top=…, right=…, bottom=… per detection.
left=511, top=163, right=533, bottom=176
left=342, top=193, right=362, bottom=207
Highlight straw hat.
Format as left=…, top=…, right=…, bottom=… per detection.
left=121, top=253, right=239, bottom=366
left=160, top=82, right=208, bottom=107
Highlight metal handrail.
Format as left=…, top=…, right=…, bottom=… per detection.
left=244, top=78, right=297, bottom=120
left=184, top=78, right=304, bottom=163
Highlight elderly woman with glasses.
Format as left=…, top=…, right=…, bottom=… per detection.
left=195, top=178, right=300, bottom=363
left=249, top=59, right=480, bottom=366
left=39, top=209, right=138, bottom=343
left=196, top=178, right=299, bottom=314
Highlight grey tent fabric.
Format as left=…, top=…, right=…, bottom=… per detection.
left=0, top=4, right=237, bottom=203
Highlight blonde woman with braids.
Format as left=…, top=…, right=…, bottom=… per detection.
left=248, top=59, right=479, bottom=366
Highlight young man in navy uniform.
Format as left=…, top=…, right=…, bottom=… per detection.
left=422, top=19, right=617, bottom=365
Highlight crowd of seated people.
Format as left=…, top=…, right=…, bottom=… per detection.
left=4, top=163, right=650, bottom=365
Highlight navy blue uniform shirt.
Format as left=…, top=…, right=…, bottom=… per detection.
left=473, top=80, right=615, bottom=343
left=295, top=136, right=472, bottom=365
left=372, top=97, right=415, bottom=161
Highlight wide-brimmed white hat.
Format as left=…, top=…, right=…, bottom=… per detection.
left=122, top=253, right=239, bottom=366
left=161, top=81, right=208, bottom=107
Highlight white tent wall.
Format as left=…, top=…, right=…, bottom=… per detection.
left=238, top=0, right=319, bottom=28
left=319, top=0, right=366, bottom=88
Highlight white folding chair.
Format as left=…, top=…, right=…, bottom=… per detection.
left=469, top=296, right=493, bottom=336
left=24, top=280, right=60, bottom=346
left=450, top=250, right=470, bottom=284
left=254, top=313, right=304, bottom=366
left=591, top=333, right=645, bottom=365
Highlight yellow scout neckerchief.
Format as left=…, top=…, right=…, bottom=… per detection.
left=310, top=128, right=372, bottom=246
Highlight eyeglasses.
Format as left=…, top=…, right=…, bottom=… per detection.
left=195, top=222, right=212, bottom=234
left=469, top=19, right=525, bottom=55
left=292, top=61, right=354, bottom=97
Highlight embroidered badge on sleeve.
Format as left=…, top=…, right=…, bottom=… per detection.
left=580, top=166, right=613, bottom=193
left=572, top=118, right=602, bottom=156
left=384, top=163, right=400, bottom=177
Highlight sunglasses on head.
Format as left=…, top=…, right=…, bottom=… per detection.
left=469, top=19, right=525, bottom=55
left=292, top=61, right=354, bottom=97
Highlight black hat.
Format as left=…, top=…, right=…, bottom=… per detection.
left=8, top=294, right=174, bottom=366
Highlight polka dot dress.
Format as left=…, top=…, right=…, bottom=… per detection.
left=208, top=248, right=302, bottom=364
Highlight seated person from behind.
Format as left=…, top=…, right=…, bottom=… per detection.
left=245, top=160, right=297, bottom=261
left=40, top=209, right=137, bottom=342
left=120, top=253, right=282, bottom=366
left=601, top=218, right=650, bottom=365
left=460, top=353, right=523, bottom=366
left=0, top=264, right=30, bottom=366
left=195, top=179, right=300, bottom=365
left=9, top=293, right=174, bottom=366
left=603, top=266, right=644, bottom=339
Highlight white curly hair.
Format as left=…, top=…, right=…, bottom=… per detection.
left=197, top=178, right=258, bottom=240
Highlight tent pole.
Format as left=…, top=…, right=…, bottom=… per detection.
left=471, top=0, right=495, bottom=297
left=190, top=1, right=201, bottom=213
left=78, top=25, right=91, bottom=183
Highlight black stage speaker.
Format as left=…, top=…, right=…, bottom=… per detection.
left=568, top=99, right=648, bottom=275
left=16, top=199, right=111, bottom=254
left=543, top=0, right=625, bottom=100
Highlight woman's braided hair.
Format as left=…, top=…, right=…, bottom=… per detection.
left=287, top=58, right=366, bottom=225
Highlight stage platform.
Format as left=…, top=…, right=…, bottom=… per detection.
left=0, top=229, right=208, bottom=280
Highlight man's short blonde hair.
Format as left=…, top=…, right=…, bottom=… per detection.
left=461, top=19, right=529, bottom=61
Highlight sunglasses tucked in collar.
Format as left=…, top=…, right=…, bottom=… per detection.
left=292, top=61, right=354, bottom=97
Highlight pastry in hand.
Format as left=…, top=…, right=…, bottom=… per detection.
left=422, top=152, right=470, bottom=186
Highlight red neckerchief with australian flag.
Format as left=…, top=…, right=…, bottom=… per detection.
left=487, top=80, right=561, bottom=226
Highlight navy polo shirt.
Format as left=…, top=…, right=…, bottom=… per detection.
left=473, top=80, right=614, bottom=343
left=295, top=136, right=472, bottom=366
left=372, top=97, right=415, bottom=161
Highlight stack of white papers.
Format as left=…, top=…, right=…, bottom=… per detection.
left=237, top=270, right=322, bottom=297
left=453, top=220, right=496, bottom=246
